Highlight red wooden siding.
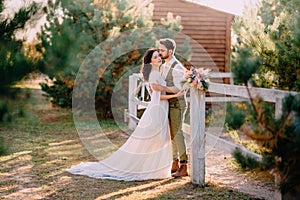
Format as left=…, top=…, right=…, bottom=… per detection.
left=152, top=0, right=234, bottom=72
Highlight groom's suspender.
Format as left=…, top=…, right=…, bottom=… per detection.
left=165, top=61, right=178, bottom=88
left=165, top=61, right=184, bottom=107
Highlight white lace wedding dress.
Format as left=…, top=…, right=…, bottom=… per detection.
left=67, top=70, right=172, bottom=181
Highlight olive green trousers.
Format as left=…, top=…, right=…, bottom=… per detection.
left=169, top=99, right=188, bottom=162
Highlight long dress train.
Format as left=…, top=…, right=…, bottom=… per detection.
left=67, top=71, right=172, bottom=181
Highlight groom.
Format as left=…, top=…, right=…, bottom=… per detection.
left=151, top=38, right=188, bottom=177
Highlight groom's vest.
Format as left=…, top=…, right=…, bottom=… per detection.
left=165, top=61, right=183, bottom=109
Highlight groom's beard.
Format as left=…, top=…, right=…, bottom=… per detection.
left=160, top=53, right=169, bottom=60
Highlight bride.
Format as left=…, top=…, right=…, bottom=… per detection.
left=67, top=48, right=184, bottom=181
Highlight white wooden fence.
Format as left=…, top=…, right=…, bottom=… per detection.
left=124, top=72, right=298, bottom=188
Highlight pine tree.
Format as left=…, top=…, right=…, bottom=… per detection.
left=232, top=0, right=300, bottom=91
left=0, top=0, right=39, bottom=89
left=231, top=0, right=300, bottom=198
left=38, top=0, right=189, bottom=117
left=0, top=0, right=39, bottom=122
left=0, top=0, right=41, bottom=155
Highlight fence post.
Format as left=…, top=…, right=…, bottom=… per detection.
left=128, top=75, right=137, bottom=130
left=190, top=88, right=206, bottom=186
left=275, top=97, right=283, bottom=119
left=274, top=97, right=283, bottom=200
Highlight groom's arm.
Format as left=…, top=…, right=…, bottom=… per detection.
left=152, top=65, right=183, bottom=93
left=151, top=83, right=179, bottom=94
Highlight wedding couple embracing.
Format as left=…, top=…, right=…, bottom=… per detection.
left=67, top=38, right=189, bottom=180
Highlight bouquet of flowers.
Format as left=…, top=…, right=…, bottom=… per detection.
left=182, top=67, right=210, bottom=91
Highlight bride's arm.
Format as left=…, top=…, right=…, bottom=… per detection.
left=149, top=73, right=185, bottom=100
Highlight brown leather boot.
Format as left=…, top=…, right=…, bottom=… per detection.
left=171, top=159, right=179, bottom=173
left=172, top=164, right=188, bottom=177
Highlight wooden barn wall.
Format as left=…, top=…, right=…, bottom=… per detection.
left=152, top=0, right=234, bottom=72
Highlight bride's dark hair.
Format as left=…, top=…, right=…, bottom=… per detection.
left=141, top=48, right=158, bottom=82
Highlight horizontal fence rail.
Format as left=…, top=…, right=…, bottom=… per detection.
left=125, top=72, right=299, bottom=188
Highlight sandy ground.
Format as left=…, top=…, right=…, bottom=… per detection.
left=205, top=146, right=275, bottom=200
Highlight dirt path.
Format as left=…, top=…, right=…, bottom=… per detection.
left=205, top=147, right=275, bottom=199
